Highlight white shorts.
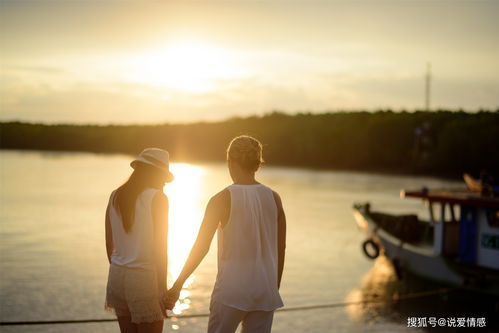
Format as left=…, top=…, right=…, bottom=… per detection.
left=208, top=300, right=275, bottom=333
left=105, top=263, right=165, bottom=324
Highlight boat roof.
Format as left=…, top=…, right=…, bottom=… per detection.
left=401, top=189, right=499, bottom=209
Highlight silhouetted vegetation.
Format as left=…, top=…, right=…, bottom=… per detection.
left=1, top=110, right=498, bottom=178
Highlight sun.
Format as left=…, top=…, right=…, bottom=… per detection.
left=127, top=41, right=242, bottom=93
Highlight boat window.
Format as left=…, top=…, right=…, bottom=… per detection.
left=486, top=210, right=499, bottom=228
left=447, top=205, right=453, bottom=221
left=425, top=201, right=435, bottom=222
left=447, top=204, right=459, bottom=222
left=430, top=202, right=459, bottom=223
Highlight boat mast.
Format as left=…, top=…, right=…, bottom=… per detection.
left=425, top=62, right=431, bottom=111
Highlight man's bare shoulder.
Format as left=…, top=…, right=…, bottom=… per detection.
left=271, top=190, right=283, bottom=209
left=208, top=188, right=230, bottom=207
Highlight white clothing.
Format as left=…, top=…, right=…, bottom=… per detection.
left=211, top=184, right=284, bottom=312
left=108, top=188, right=159, bottom=270
left=208, top=300, right=274, bottom=333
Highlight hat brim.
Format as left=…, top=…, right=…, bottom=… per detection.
left=131, top=159, right=174, bottom=182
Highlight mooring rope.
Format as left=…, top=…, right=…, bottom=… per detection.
left=0, top=288, right=452, bottom=326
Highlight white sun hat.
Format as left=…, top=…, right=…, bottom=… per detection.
left=130, top=148, right=174, bottom=182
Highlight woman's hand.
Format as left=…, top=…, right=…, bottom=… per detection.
left=163, top=286, right=181, bottom=310
left=158, top=290, right=169, bottom=317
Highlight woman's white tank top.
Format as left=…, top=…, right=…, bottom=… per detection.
left=108, top=188, right=159, bottom=270
left=211, top=184, right=284, bottom=311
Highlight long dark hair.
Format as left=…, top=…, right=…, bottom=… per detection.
left=114, top=163, right=166, bottom=233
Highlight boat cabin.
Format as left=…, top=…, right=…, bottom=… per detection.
left=401, top=189, right=499, bottom=271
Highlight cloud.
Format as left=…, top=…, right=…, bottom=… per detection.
left=4, top=65, right=65, bottom=75
left=1, top=63, right=498, bottom=125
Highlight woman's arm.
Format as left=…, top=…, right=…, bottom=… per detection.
left=273, top=191, right=286, bottom=289
left=153, top=191, right=169, bottom=296
left=165, top=190, right=226, bottom=307
left=105, top=204, right=113, bottom=264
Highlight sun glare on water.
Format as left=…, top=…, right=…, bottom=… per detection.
left=127, top=41, right=243, bottom=93
left=163, top=163, right=205, bottom=315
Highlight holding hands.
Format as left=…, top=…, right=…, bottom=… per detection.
left=161, top=285, right=181, bottom=311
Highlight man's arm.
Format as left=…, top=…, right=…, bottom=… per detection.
left=165, top=191, right=226, bottom=307
left=273, top=191, right=286, bottom=289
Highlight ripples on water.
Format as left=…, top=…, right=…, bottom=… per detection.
left=2, top=150, right=496, bottom=332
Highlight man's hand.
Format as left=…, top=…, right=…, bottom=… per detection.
left=163, top=286, right=181, bottom=310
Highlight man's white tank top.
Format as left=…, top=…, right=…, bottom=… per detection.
left=108, top=188, right=159, bottom=270
left=211, top=184, right=284, bottom=311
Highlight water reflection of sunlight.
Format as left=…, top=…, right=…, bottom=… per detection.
left=163, top=163, right=205, bottom=315
left=344, top=257, right=399, bottom=321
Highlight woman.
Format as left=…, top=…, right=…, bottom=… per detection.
left=166, top=135, right=286, bottom=333
left=105, top=148, right=173, bottom=333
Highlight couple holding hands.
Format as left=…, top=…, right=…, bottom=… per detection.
left=105, top=135, right=286, bottom=333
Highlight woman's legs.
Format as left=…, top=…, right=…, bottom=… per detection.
left=118, top=316, right=138, bottom=333
left=137, top=320, right=164, bottom=333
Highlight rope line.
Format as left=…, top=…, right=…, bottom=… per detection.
left=0, top=288, right=452, bottom=326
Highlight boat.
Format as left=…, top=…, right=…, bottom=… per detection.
left=353, top=188, right=499, bottom=295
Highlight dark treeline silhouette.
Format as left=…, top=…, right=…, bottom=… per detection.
left=1, top=110, right=498, bottom=178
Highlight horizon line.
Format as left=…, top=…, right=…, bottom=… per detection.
left=1, top=108, right=498, bottom=127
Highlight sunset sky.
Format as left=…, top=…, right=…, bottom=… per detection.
left=1, top=0, right=498, bottom=124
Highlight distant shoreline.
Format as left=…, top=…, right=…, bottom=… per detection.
left=1, top=108, right=497, bottom=127
left=1, top=110, right=498, bottom=179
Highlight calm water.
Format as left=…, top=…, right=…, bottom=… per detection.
left=1, top=150, right=492, bottom=332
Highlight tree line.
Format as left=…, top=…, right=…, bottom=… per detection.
left=1, top=110, right=498, bottom=178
